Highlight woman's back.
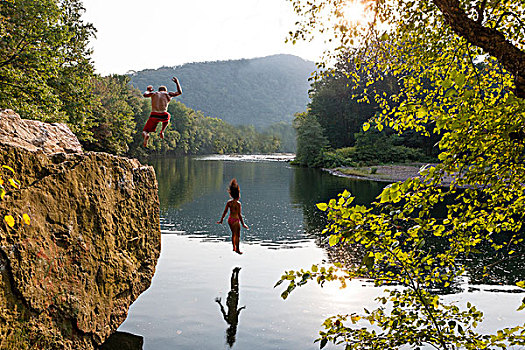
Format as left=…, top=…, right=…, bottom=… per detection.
left=228, top=199, right=241, bottom=218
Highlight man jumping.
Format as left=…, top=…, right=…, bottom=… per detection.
left=142, top=76, right=182, bottom=147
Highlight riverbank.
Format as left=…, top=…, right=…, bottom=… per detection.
left=324, top=164, right=451, bottom=184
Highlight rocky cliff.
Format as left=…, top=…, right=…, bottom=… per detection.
left=0, top=110, right=161, bottom=349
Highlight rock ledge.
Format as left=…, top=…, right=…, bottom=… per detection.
left=0, top=110, right=161, bottom=349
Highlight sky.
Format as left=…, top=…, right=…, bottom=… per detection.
left=81, top=0, right=328, bottom=76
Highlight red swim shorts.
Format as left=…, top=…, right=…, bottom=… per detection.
left=143, top=112, right=171, bottom=133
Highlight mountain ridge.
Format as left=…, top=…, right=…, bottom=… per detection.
left=128, top=54, right=315, bottom=128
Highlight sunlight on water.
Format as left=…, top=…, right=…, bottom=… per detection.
left=119, top=235, right=383, bottom=350
left=117, top=157, right=525, bottom=349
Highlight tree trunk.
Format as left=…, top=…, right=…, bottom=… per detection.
left=432, top=0, right=525, bottom=99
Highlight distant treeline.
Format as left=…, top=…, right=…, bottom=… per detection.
left=293, top=54, right=441, bottom=168
left=128, top=54, right=315, bottom=129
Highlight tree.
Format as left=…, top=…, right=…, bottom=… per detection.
left=278, top=0, right=525, bottom=348
left=293, top=112, right=329, bottom=167
left=85, top=75, right=141, bottom=155
left=0, top=0, right=97, bottom=138
left=308, top=56, right=380, bottom=148
left=263, top=122, right=297, bottom=153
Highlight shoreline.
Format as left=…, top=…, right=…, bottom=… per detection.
left=323, top=164, right=432, bottom=183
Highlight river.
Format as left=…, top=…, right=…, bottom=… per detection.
left=115, top=156, right=525, bottom=350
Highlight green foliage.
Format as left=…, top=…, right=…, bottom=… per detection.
left=84, top=75, right=141, bottom=155
left=263, top=121, right=297, bottom=153
left=131, top=101, right=281, bottom=157
left=280, top=0, right=525, bottom=347
left=351, top=129, right=430, bottom=164
left=304, top=53, right=440, bottom=165
left=20, top=68, right=280, bottom=157
left=279, top=185, right=525, bottom=348
left=308, top=55, right=392, bottom=149
left=293, top=112, right=328, bottom=167
left=0, top=0, right=97, bottom=138
left=128, top=54, right=315, bottom=129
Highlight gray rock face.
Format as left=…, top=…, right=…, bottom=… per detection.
left=0, top=110, right=160, bottom=349
left=0, top=109, right=83, bottom=155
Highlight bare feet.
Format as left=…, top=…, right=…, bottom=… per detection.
left=159, top=132, right=164, bottom=139
left=142, top=132, right=149, bottom=147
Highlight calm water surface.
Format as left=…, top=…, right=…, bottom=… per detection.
left=117, top=156, right=525, bottom=349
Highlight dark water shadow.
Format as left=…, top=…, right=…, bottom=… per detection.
left=215, top=267, right=245, bottom=347
left=99, top=331, right=143, bottom=350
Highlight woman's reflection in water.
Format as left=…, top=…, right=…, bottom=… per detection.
left=215, top=267, right=246, bottom=347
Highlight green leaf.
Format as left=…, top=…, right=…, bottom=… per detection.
left=442, top=79, right=453, bottom=89
left=329, top=235, right=339, bottom=246
left=438, top=152, right=448, bottom=161
left=363, top=254, right=374, bottom=270
left=416, top=107, right=427, bottom=118
left=380, top=188, right=390, bottom=203
left=1, top=165, right=15, bottom=174
left=320, top=338, right=328, bottom=349
left=316, top=203, right=328, bottom=211
left=455, top=73, right=466, bottom=87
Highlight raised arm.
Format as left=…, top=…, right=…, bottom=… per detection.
left=169, top=77, right=182, bottom=97
left=217, top=202, right=229, bottom=224
left=215, top=297, right=228, bottom=321
left=143, top=85, right=154, bottom=97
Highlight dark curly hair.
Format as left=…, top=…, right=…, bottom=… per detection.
left=228, top=178, right=240, bottom=199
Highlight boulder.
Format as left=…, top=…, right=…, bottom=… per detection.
left=0, top=110, right=161, bottom=349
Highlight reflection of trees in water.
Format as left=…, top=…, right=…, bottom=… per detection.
left=466, top=234, right=525, bottom=286
left=290, top=166, right=385, bottom=236
left=322, top=241, right=365, bottom=269
left=215, top=267, right=245, bottom=348
left=311, top=206, right=524, bottom=293
left=319, top=234, right=524, bottom=294
left=149, top=157, right=223, bottom=209
left=290, top=167, right=524, bottom=291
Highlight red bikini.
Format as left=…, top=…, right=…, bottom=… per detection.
left=228, top=216, right=240, bottom=225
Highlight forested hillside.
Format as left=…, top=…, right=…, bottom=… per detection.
left=128, top=54, right=315, bottom=128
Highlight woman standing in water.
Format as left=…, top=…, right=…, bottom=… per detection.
left=217, top=179, right=248, bottom=254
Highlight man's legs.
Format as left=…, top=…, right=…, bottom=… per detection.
left=159, top=121, right=169, bottom=139
left=142, top=131, right=150, bottom=147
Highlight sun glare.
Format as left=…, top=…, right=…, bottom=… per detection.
left=341, top=0, right=371, bottom=25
